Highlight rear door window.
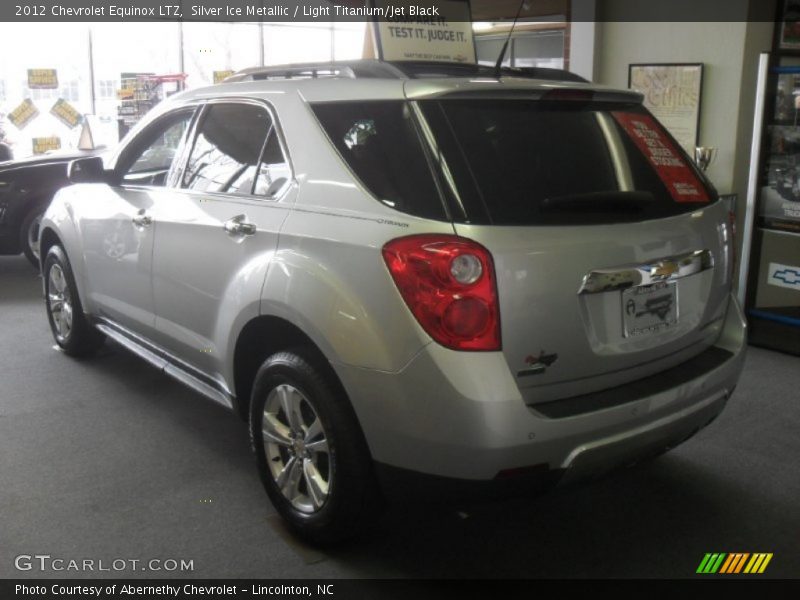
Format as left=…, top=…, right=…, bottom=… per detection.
left=253, top=131, right=292, bottom=198
left=418, top=99, right=715, bottom=225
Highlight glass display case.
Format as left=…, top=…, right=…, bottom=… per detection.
left=745, top=1, right=800, bottom=354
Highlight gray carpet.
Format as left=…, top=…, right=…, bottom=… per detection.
left=1, top=254, right=798, bottom=579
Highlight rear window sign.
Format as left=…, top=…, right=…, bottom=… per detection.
left=612, top=112, right=709, bottom=204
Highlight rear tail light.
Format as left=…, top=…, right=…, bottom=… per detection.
left=382, top=235, right=501, bottom=351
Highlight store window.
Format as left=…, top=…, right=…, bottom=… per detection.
left=91, top=22, right=181, bottom=142
left=334, top=22, right=368, bottom=61
left=264, top=23, right=333, bottom=64
left=28, top=86, right=59, bottom=102
left=60, top=80, right=80, bottom=102
left=0, top=21, right=373, bottom=157
left=475, top=28, right=565, bottom=69
left=182, top=23, right=261, bottom=88
left=0, top=22, right=92, bottom=158
left=97, top=80, right=117, bottom=99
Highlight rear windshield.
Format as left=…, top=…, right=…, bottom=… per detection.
left=421, top=99, right=715, bottom=225
left=312, top=99, right=716, bottom=225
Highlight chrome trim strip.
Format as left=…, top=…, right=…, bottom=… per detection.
left=163, top=364, right=234, bottom=409
left=94, top=320, right=235, bottom=410
left=577, top=249, right=714, bottom=295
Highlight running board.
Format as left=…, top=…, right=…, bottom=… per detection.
left=94, top=322, right=235, bottom=410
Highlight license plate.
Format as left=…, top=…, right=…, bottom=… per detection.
left=622, top=282, right=678, bottom=337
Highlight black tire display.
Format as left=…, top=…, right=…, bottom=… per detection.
left=43, top=245, right=105, bottom=357
left=20, top=208, right=44, bottom=267
left=249, top=350, right=379, bottom=544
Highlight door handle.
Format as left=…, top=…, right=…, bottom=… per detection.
left=132, top=210, right=152, bottom=228
left=223, top=215, right=256, bottom=236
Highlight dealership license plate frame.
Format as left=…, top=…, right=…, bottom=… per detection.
left=622, top=281, right=679, bottom=338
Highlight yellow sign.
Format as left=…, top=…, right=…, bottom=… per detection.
left=28, top=68, right=59, bottom=89
left=32, top=136, right=61, bottom=155
left=213, top=70, right=235, bottom=84
left=373, top=0, right=475, bottom=64
left=50, top=98, right=83, bottom=129
left=7, top=99, right=40, bottom=130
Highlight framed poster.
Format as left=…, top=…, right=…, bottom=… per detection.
left=780, top=0, right=800, bottom=49
left=628, top=63, right=703, bottom=156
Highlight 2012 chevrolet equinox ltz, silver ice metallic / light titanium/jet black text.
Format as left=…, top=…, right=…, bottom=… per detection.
left=39, top=60, right=746, bottom=543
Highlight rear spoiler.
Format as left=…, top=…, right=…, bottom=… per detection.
left=404, top=79, right=643, bottom=104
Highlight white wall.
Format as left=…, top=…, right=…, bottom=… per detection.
left=597, top=21, right=748, bottom=193
left=593, top=0, right=774, bottom=222
left=569, top=0, right=597, bottom=81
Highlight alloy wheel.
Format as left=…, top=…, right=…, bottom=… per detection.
left=47, top=263, right=73, bottom=342
left=261, top=384, right=331, bottom=514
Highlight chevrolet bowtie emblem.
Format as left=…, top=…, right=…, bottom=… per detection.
left=650, top=260, right=679, bottom=279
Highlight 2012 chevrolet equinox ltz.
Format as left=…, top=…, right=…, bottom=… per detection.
left=38, top=60, right=746, bottom=543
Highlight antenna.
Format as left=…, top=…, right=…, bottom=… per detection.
left=494, top=0, right=529, bottom=77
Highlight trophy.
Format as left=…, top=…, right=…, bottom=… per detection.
left=694, top=147, right=717, bottom=172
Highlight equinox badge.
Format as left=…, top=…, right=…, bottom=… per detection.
left=517, top=350, right=559, bottom=378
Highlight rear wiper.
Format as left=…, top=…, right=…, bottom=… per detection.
left=540, top=191, right=655, bottom=212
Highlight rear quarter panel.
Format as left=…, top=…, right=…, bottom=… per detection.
left=257, top=88, right=454, bottom=373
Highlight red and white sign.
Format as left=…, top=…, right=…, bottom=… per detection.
left=613, top=112, right=708, bottom=203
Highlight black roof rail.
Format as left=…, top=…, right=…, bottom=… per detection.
left=225, top=61, right=407, bottom=82
left=226, top=59, right=588, bottom=84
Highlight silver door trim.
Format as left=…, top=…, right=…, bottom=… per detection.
left=95, top=318, right=234, bottom=410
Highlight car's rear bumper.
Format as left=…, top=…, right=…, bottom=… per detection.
left=335, top=293, right=746, bottom=482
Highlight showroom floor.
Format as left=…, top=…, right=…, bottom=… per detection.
left=1, top=254, right=798, bottom=579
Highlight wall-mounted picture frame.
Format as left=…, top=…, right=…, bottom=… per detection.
left=780, top=0, right=800, bottom=49
left=628, top=63, right=703, bottom=156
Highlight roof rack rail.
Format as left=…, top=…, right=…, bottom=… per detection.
left=225, top=60, right=588, bottom=84
left=225, top=61, right=407, bottom=82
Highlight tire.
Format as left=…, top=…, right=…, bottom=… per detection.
left=20, top=207, right=45, bottom=268
left=249, top=350, right=379, bottom=544
left=43, top=245, right=105, bottom=357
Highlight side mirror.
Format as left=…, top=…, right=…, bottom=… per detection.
left=68, top=156, right=107, bottom=184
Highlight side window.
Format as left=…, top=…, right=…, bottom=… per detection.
left=311, top=101, right=446, bottom=220
left=121, top=111, right=193, bottom=187
left=253, top=131, right=291, bottom=198
left=182, top=103, right=287, bottom=196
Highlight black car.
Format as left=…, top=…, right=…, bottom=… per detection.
left=0, top=149, right=101, bottom=266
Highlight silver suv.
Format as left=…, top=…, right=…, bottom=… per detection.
left=39, top=60, right=746, bottom=543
